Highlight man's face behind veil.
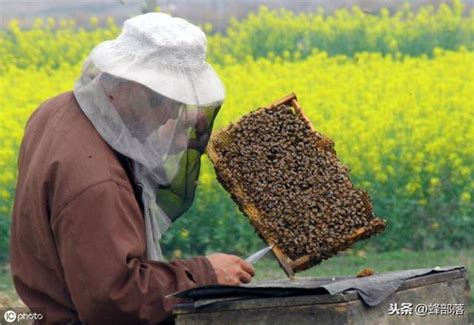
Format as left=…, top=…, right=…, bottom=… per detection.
left=103, top=79, right=180, bottom=140
left=99, top=73, right=220, bottom=156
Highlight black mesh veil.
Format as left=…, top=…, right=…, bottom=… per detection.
left=154, top=104, right=221, bottom=221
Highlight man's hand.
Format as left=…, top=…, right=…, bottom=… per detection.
left=206, top=253, right=255, bottom=285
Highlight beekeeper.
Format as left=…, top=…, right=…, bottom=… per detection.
left=10, top=13, right=254, bottom=324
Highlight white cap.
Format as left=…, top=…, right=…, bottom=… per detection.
left=86, top=12, right=225, bottom=105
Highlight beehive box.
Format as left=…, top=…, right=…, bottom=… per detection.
left=206, top=93, right=386, bottom=277
left=174, top=268, right=470, bottom=324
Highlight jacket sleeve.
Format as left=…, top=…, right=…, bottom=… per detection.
left=50, top=180, right=218, bottom=324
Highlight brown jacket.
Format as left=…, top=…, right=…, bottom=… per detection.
left=10, top=91, right=218, bottom=324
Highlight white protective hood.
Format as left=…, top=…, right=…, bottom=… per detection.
left=74, top=12, right=224, bottom=260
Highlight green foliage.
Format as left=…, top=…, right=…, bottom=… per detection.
left=0, top=217, right=10, bottom=263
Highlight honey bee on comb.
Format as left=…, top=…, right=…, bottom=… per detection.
left=206, top=93, right=386, bottom=276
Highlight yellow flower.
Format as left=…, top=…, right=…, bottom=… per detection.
left=0, top=190, right=10, bottom=200
left=418, top=199, right=428, bottom=206
left=430, top=178, right=440, bottom=187
left=180, top=229, right=190, bottom=239
left=431, top=222, right=439, bottom=230
left=460, top=192, right=471, bottom=204
left=89, top=16, right=99, bottom=27
left=405, top=182, right=420, bottom=194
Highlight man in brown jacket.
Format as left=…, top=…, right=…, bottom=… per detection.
left=10, top=13, right=254, bottom=324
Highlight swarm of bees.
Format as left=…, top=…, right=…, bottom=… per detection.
left=207, top=99, right=386, bottom=270
left=357, top=268, right=375, bottom=277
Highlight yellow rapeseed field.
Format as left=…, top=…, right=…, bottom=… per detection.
left=0, top=4, right=473, bottom=258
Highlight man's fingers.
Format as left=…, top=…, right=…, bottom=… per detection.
left=239, top=260, right=255, bottom=277
left=238, top=270, right=252, bottom=284
left=207, top=253, right=256, bottom=285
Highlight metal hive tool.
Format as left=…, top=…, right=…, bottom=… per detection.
left=206, top=93, right=386, bottom=277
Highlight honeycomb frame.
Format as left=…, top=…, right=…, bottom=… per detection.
left=206, top=93, right=386, bottom=277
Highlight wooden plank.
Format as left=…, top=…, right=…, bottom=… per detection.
left=397, top=269, right=466, bottom=291
left=271, top=246, right=295, bottom=278
left=174, top=292, right=358, bottom=314
left=265, top=92, right=297, bottom=109
left=175, top=303, right=350, bottom=325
